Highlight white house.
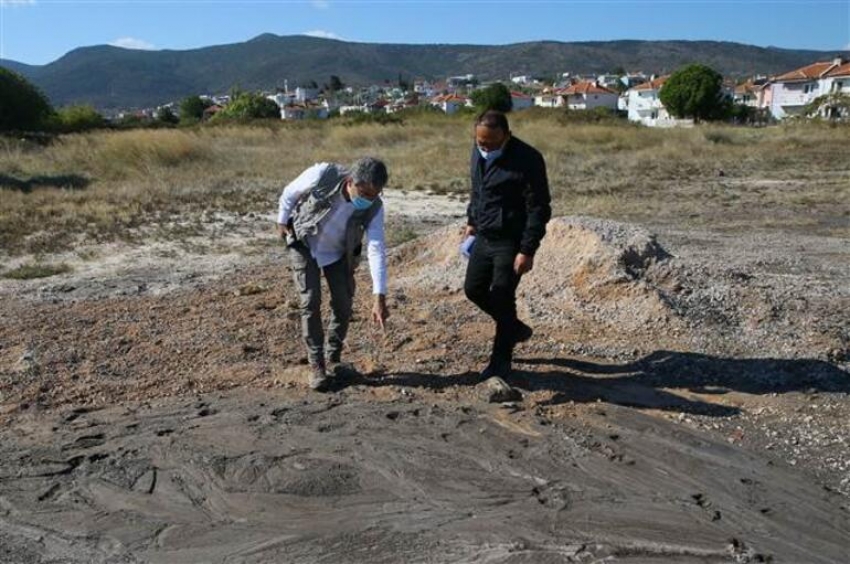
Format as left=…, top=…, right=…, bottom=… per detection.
left=413, top=80, right=435, bottom=98
left=596, top=74, right=621, bottom=90
left=733, top=77, right=770, bottom=108
left=823, top=60, right=850, bottom=93
left=626, top=76, right=689, bottom=127
left=431, top=94, right=469, bottom=114
left=295, top=87, right=319, bottom=103
left=621, top=73, right=648, bottom=89
left=769, top=58, right=845, bottom=119
left=447, top=74, right=476, bottom=88
left=281, top=100, right=329, bottom=120
left=534, top=88, right=566, bottom=108
left=510, top=91, right=534, bottom=110
left=560, top=81, right=619, bottom=110
left=511, top=75, right=534, bottom=86
left=267, top=92, right=296, bottom=107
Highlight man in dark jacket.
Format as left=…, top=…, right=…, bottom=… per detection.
left=463, top=110, right=551, bottom=378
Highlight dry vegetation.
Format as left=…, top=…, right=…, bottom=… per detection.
left=1, top=112, right=849, bottom=262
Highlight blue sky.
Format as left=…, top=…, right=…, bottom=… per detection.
left=1, top=0, right=849, bottom=65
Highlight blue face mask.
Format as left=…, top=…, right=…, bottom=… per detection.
left=478, top=147, right=503, bottom=161
left=351, top=195, right=375, bottom=210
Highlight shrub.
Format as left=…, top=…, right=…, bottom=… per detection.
left=3, top=262, right=72, bottom=279
left=52, top=105, right=106, bottom=133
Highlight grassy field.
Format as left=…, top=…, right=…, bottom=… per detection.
left=1, top=111, right=849, bottom=258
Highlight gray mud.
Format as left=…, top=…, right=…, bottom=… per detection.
left=1, top=388, right=847, bottom=563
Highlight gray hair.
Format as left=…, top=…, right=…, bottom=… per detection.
left=349, top=157, right=388, bottom=189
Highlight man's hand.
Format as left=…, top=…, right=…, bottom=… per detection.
left=463, top=225, right=476, bottom=238
left=371, top=294, right=390, bottom=330
left=514, top=253, right=534, bottom=275
left=276, top=223, right=291, bottom=239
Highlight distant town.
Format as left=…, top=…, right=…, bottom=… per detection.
left=121, top=55, right=850, bottom=127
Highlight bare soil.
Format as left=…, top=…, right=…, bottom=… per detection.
left=1, top=192, right=848, bottom=563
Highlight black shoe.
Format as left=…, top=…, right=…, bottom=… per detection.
left=513, top=321, right=533, bottom=345
left=481, top=358, right=512, bottom=379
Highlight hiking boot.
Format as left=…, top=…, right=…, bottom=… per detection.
left=308, top=362, right=330, bottom=392
left=481, top=357, right=512, bottom=379
left=513, top=321, right=533, bottom=345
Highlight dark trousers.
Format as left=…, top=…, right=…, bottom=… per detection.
left=288, top=242, right=353, bottom=365
left=463, top=237, right=522, bottom=363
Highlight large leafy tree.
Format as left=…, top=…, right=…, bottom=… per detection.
left=0, top=67, right=54, bottom=132
left=470, top=83, right=513, bottom=113
left=179, top=95, right=211, bottom=123
left=659, top=64, right=726, bottom=122
left=214, top=91, right=280, bottom=121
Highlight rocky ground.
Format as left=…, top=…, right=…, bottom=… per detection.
left=0, top=192, right=848, bottom=563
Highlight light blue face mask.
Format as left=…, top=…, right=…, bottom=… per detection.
left=351, top=195, right=375, bottom=210
left=478, top=147, right=503, bottom=161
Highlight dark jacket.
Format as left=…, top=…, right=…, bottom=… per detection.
left=466, top=136, right=551, bottom=256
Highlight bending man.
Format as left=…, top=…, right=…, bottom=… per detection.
left=277, top=157, right=390, bottom=391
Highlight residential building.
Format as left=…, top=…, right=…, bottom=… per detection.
left=733, top=77, right=769, bottom=108
left=626, top=76, right=692, bottom=127
left=596, top=74, right=622, bottom=90
left=769, top=57, right=846, bottom=119
left=281, top=100, right=329, bottom=120
left=534, top=88, right=566, bottom=108
left=431, top=94, right=470, bottom=114
left=560, top=81, right=619, bottom=110
left=295, top=87, right=319, bottom=102
left=621, top=73, right=648, bottom=89
left=510, top=91, right=534, bottom=110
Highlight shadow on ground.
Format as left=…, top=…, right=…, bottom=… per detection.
left=332, top=351, right=849, bottom=418
left=0, top=173, right=90, bottom=193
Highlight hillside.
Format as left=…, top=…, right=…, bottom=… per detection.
left=1, top=34, right=845, bottom=110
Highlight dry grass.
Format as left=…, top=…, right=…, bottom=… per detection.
left=2, top=262, right=72, bottom=280
left=1, top=115, right=848, bottom=256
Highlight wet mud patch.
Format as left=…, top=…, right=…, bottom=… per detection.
left=0, top=390, right=847, bottom=563
left=210, top=453, right=362, bottom=496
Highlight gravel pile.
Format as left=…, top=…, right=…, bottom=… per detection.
left=393, top=216, right=850, bottom=363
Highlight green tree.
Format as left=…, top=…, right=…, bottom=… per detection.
left=53, top=105, right=105, bottom=132
left=156, top=106, right=179, bottom=125
left=214, top=91, right=280, bottom=121
left=0, top=67, right=54, bottom=132
left=179, top=95, right=211, bottom=123
left=329, top=75, right=344, bottom=92
left=469, top=83, right=513, bottom=113
left=659, top=64, right=726, bottom=123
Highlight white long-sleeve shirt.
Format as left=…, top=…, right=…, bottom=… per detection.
left=278, top=163, right=387, bottom=295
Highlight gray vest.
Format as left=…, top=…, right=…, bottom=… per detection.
left=289, top=163, right=383, bottom=275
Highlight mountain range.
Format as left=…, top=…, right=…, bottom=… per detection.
left=2, top=34, right=846, bottom=110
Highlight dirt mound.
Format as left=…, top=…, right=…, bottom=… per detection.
left=392, top=217, right=679, bottom=333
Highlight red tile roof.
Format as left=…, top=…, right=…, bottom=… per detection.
left=633, top=76, right=668, bottom=91
left=774, top=60, right=842, bottom=82
left=825, top=62, right=850, bottom=78
left=432, top=94, right=467, bottom=103
left=560, top=81, right=617, bottom=95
